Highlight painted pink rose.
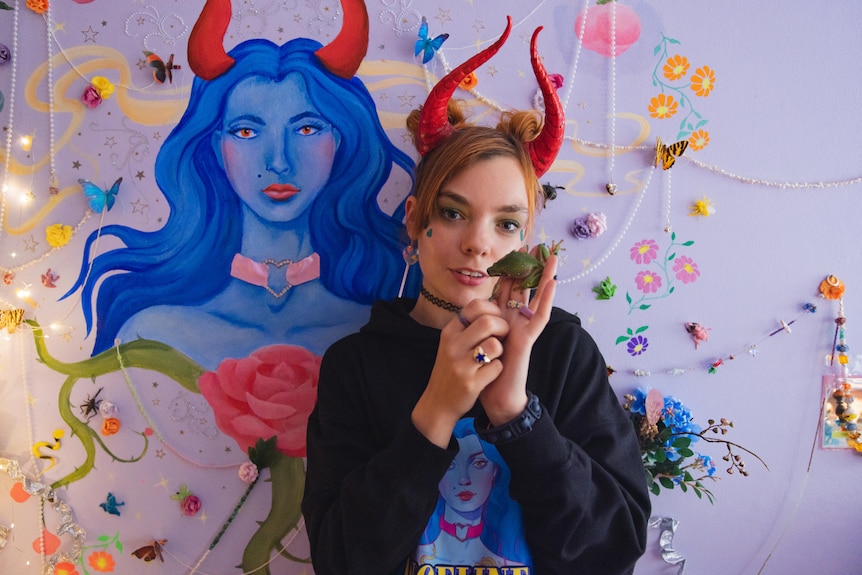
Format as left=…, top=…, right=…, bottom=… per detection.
left=199, top=345, right=321, bottom=457
left=575, top=2, right=641, bottom=57
left=673, top=255, right=700, bottom=284
left=630, top=239, right=659, bottom=264
left=635, top=270, right=662, bottom=294
left=81, top=85, right=102, bottom=108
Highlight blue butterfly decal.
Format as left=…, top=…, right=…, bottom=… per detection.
left=414, top=17, right=448, bottom=64
left=79, top=177, right=122, bottom=213
left=99, top=492, right=125, bottom=516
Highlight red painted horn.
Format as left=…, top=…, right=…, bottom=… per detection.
left=315, top=0, right=369, bottom=79
left=527, top=26, right=564, bottom=178
left=188, top=0, right=235, bottom=81
left=416, top=16, right=513, bottom=156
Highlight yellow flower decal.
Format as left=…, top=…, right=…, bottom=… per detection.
left=648, top=93, right=678, bottom=119
left=91, top=76, right=115, bottom=100
left=46, top=223, right=73, bottom=248
left=690, top=65, right=715, bottom=97
left=688, top=129, right=710, bottom=151
left=663, top=54, right=689, bottom=81
left=689, top=196, right=715, bottom=217
left=459, top=71, right=478, bottom=91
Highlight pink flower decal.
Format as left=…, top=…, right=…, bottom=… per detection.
left=180, top=494, right=201, bottom=517
left=630, top=239, right=659, bottom=264
left=635, top=270, right=662, bottom=294
left=199, top=344, right=321, bottom=457
left=673, top=255, right=700, bottom=284
left=81, top=85, right=102, bottom=108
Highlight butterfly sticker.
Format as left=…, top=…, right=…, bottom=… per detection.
left=79, top=177, right=121, bottom=213
left=99, top=492, right=125, bottom=516
left=131, top=539, right=167, bottom=563
left=654, top=136, right=689, bottom=170
left=143, top=51, right=181, bottom=84
left=414, top=17, right=448, bottom=64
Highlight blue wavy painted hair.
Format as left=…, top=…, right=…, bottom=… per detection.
left=63, top=37, right=421, bottom=355
left=418, top=418, right=532, bottom=564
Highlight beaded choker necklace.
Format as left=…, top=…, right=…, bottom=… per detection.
left=420, top=286, right=462, bottom=313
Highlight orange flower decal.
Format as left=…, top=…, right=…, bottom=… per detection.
left=55, top=562, right=80, bottom=575
left=88, top=551, right=115, bottom=572
left=459, top=71, right=477, bottom=91
left=819, top=275, right=845, bottom=300
left=648, top=93, right=678, bottom=119
left=26, top=0, right=48, bottom=14
left=690, top=65, right=715, bottom=97
left=663, top=54, right=689, bottom=81
left=101, top=417, right=121, bottom=436
left=688, top=129, right=710, bottom=151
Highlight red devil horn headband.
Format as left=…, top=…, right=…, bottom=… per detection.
left=526, top=26, right=565, bottom=178
left=416, top=16, right=512, bottom=156
left=188, top=0, right=369, bottom=81
left=416, top=18, right=564, bottom=178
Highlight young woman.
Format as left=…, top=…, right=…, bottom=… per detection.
left=62, top=0, right=417, bottom=368
left=303, top=17, right=650, bottom=575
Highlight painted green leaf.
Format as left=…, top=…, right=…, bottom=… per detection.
left=682, top=240, right=694, bottom=246
left=635, top=325, right=649, bottom=334
left=626, top=292, right=632, bottom=304
left=616, top=335, right=631, bottom=345
left=639, top=304, right=651, bottom=310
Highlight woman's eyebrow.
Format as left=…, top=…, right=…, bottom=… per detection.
left=438, top=190, right=527, bottom=214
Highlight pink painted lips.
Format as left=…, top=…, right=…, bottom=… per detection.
left=263, top=183, right=299, bottom=200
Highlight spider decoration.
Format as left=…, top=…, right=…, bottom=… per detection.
left=79, top=387, right=104, bottom=422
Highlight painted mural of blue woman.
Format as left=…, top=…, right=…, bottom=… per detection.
left=63, top=0, right=419, bottom=368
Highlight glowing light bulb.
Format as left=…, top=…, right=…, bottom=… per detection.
left=19, top=134, right=32, bottom=152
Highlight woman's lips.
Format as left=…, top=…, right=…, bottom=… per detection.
left=457, top=491, right=475, bottom=501
left=263, top=184, right=299, bottom=200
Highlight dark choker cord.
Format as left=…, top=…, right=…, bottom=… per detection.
left=420, top=286, right=462, bottom=313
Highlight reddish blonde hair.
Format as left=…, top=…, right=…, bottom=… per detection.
left=405, top=101, right=544, bottom=240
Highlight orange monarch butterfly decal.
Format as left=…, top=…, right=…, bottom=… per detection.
left=655, top=136, right=688, bottom=170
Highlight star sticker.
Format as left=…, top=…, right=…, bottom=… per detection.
left=155, top=448, right=166, bottom=459
left=294, top=14, right=302, bottom=23
left=199, top=510, right=208, bottom=524
left=277, top=27, right=284, bottom=33
left=487, top=65, right=498, bottom=77
left=131, top=198, right=148, bottom=214
left=135, top=170, right=145, bottom=181
left=473, top=20, right=485, bottom=32
left=397, top=92, right=415, bottom=108
left=435, top=8, right=452, bottom=26
left=101, top=20, right=108, bottom=27
left=152, top=381, right=159, bottom=387
left=152, top=132, right=161, bottom=141
left=577, top=101, right=587, bottom=109
left=23, top=236, right=39, bottom=252
left=152, top=398, right=160, bottom=406
left=81, top=25, right=99, bottom=43
left=72, top=160, right=81, bottom=169
left=136, top=58, right=147, bottom=70
left=27, top=393, right=37, bottom=406
left=104, top=136, right=117, bottom=148
left=224, top=446, right=232, bottom=453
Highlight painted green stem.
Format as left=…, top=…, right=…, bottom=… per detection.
left=241, top=455, right=308, bottom=573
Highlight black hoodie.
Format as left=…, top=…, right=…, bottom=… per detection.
left=303, top=298, right=650, bottom=575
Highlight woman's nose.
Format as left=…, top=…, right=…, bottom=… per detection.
left=461, top=224, right=490, bottom=256
left=266, top=130, right=294, bottom=174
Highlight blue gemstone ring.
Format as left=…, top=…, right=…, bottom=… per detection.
left=473, top=346, right=491, bottom=364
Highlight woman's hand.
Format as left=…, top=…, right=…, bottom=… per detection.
left=411, top=299, right=510, bottom=447
left=480, top=252, right=558, bottom=425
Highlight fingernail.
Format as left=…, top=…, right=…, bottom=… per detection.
left=553, top=275, right=558, bottom=280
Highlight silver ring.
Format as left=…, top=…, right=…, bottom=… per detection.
left=473, top=346, right=491, bottom=364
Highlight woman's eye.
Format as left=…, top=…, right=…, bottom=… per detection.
left=229, top=127, right=258, bottom=139
left=298, top=124, right=322, bottom=136
left=500, top=220, right=521, bottom=233
left=472, top=458, right=489, bottom=470
left=441, top=207, right=462, bottom=221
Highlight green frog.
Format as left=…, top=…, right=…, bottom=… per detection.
left=487, top=240, right=564, bottom=293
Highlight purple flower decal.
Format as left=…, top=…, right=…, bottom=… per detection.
left=630, top=239, right=659, bottom=264
left=571, top=216, right=591, bottom=239
left=673, top=255, right=700, bottom=283
left=634, top=270, right=662, bottom=293
left=627, top=335, right=649, bottom=356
